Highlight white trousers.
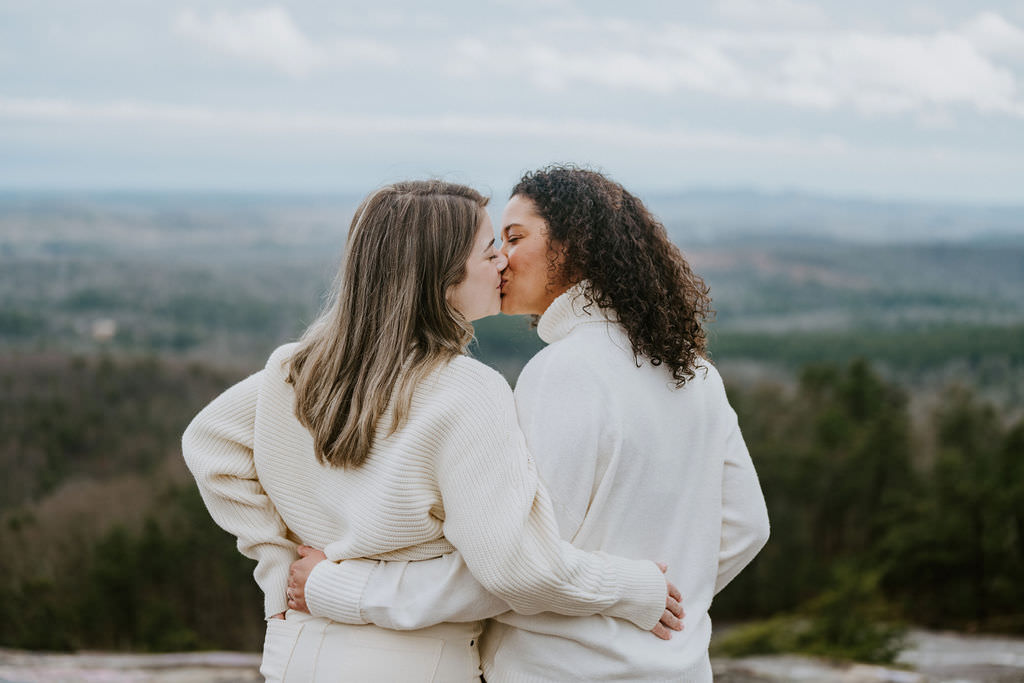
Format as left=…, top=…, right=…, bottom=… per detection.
left=260, top=610, right=483, bottom=683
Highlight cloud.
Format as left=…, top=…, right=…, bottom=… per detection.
left=906, top=5, right=948, bottom=30
left=518, top=40, right=745, bottom=95
left=449, top=12, right=1024, bottom=121
left=714, top=0, right=830, bottom=29
left=175, top=7, right=321, bottom=77
left=963, top=11, right=1024, bottom=60
left=0, top=95, right=849, bottom=157
left=173, top=6, right=397, bottom=77
left=751, top=29, right=1019, bottom=117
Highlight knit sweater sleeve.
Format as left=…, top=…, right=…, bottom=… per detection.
left=181, top=371, right=296, bottom=619
left=431, top=361, right=667, bottom=630
left=714, top=399, right=771, bottom=593
left=304, top=553, right=511, bottom=629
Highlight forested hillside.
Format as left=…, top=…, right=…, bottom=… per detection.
left=1, top=194, right=1022, bottom=657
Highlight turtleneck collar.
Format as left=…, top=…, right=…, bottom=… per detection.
left=536, top=282, right=617, bottom=344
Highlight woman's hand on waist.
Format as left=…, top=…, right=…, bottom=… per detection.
left=287, top=545, right=329, bottom=614
left=651, top=562, right=685, bottom=640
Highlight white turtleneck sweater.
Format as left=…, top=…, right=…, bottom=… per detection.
left=302, top=285, right=770, bottom=682
left=181, top=340, right=668, bottom=630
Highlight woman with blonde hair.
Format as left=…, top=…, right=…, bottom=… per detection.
left=286, top=167, right=770, bottom=682
left=182, top=180, right=681, bottom=682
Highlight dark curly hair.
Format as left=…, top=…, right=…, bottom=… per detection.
left=511, top=165, right=713, bottom=386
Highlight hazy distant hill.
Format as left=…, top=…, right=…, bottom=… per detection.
left=3, top=188, right=1022, bottom=253
left=2, top=191, right=1022, bottom=400
left=0, top=192, right=361, bottom=258
left=643, top=189, right=1024, bottom=244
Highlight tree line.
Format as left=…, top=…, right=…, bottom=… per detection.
left=712, top=359, right=1024, bottom=660
left=0, top=353, right=1020, bottom=653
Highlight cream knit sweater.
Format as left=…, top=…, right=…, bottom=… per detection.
left=181, top=343, right=667, bottom=629
left=299, top=285, right=771, bottom=682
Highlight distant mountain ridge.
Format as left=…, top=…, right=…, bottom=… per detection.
left=1, top=188, right=1022, bottom=248
left=640, top=189, right=1024, bottom=244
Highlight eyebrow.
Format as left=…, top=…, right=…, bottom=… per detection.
left=501, top=222, right=523, bottom=237
left=482, top=238, right=495, bottom=253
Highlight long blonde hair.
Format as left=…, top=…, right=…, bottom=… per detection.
left=288, top=180, right=488, bottom=468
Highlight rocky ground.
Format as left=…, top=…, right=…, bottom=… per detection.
left=1, top=630, right=1023, bottom=682
left=0, top=651, right=261, bottom=683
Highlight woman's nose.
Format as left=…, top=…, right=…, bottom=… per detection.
left=494, top=251, right=509, bottom=270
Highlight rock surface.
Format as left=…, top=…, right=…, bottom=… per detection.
left=896, top=629, right=1024, bottom=683
left=2, top=629, right=1023, bottom=682
left=0, top=650, right=261, bottom=683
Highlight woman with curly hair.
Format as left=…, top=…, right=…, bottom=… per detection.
left=286, top=167, right=769, bottom=682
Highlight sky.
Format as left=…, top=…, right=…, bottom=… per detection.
left=2, top=0, right=1024, bottom=203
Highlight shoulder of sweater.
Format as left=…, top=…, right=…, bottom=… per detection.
left=519, top=338, right=728, bottom=401
left=693, top=358, right=724, bottom=389
left=203, top=368, right=264, bottom=412
left=683, top=358, right=733, bottom=409
left=432, top=354, right=513, bottom=397
left=265, top=342, right=301, bottom=375
left=247, top=343, right=301, bottom=409
left=410, top=356, right=517, bottom=434
left=182, top=369, right=263, bottom=447
left=693, top=356, right=720, bottom=380
left=520, top=323, right=623, bottom=381
left=516, top=335, right=614, bottom=405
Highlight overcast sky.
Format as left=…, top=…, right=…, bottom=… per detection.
left=2, top=1, right=1023, bottom=202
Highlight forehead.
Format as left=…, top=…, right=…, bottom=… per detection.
left=476, top=211, right=494, bottom=236
left=500, top=195, right=544, bottom=231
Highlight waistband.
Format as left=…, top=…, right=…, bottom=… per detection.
left=282, top=610, right=483, bottom=643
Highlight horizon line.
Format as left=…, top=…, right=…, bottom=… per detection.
left=0, top=185, right=1022, bottom=210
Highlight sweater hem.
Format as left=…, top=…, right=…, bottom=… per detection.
left=482, top=657, right=712, bottom=683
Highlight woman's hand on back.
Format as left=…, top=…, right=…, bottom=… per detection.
left=287, top=545, right=329, bottom=614
left=651, top=562, right=684, bottom=640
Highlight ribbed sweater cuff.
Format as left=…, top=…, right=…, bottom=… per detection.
left=604, top=557, right=668, bottom=630
left=304, top=558, right=379, bottom=624
left=259, top=548, right=295, bottom=619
